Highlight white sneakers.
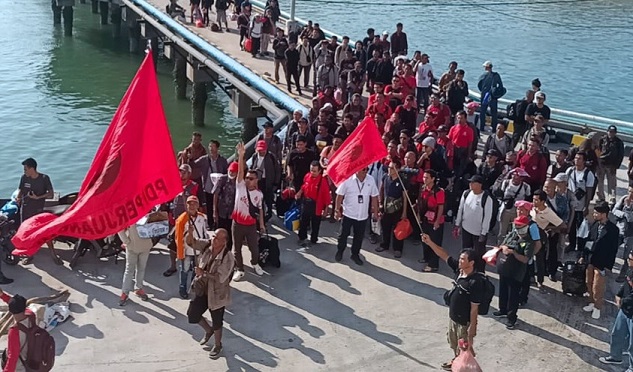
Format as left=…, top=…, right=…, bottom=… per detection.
left=232, top=271, right=245, bottom=282
left=582, top=303, right=601, bottom=319
left=253, top=264, right=264, bottom=276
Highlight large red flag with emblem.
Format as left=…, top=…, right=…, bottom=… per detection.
left=12, top=52, right=182, bottom=256
left=327, top=116, right=388, bottom=186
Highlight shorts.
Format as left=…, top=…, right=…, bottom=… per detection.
left=216, top=9, right=227, bottom=23
left=187, top=295, right=225, bottom=330
left=447, top=318, right=469, bottom=356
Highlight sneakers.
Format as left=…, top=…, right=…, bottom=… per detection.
left=209, top=344, right=223, bottom=359
left=119, top=293, right=129, bottom=306
left=335, top=250, right=343, bottom=262
left=375, top=246, right=387, bottom=252
left=232, top=270, right=245, bottom=282
left=351, top=255, right=363, bottom=266
left=598, top=356, right=622, bottom=365
left=253, top=264, right=264, bottom=276
left=179, top=289, right=189, bottom=299
left=135, top=289, right=149, bottom=301
left=505, top=320, right=516, bottom=329
left=394, top=251, right=402, bottom=258
left=591, top=308, right=601, bottom=319
left=493, top=311, right=508, bottom=318
left=583, top=303, right=595, bottom=312
left=369, top=233, right=378, bottom=244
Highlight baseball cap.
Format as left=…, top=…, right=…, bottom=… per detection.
left=553, top=173, right=568, bottom=183
left=486, top=149, right=501, bottom=158
left=466, top=102, right=480, bottom=110
left=382, top=30, right=389, bottom=35
left=228, top=161, right=239, bottom=173
left=179, top=164, right=192, bottom=172
left=263, top=121, right=274, bottom=128
left=256, top=140, right=267, bottom=151
left=608, top=125, right=617, bottom=132
left=468, top=175, right=484, bottom=184
left=515, top=200, right=533, bottom=210
left=513, top=215, right=530, bottom=227
left=186, top=195, right=199, bottom=204
left=482, top=60, right=493, bottom=67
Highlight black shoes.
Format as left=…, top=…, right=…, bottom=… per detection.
left=335, top=250, right=343, bottom=262
left=351, top=255, right=363, bottom=266
left=0, top=276, right=14, bottom=285
left=505, top=320, right=517, bottom=330
left=493, top=311, right=507, bottom=318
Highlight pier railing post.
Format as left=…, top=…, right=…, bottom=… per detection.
left=191, top=83, right=207, bottom=127
left=91, top=0, right=98, bottom=13
left=111, top=5, right=122, bottom=38
left=99, top=1, right=109, bottom=24
left=62, top=5, right=74, bottom=36
left=52, top=0, right=62, bottom=25
left=173, top=52, right=187, bottom=99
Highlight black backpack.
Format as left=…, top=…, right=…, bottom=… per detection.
left=506, top=100, right=518, bottom=120
left=462, top=190, right=499, bottom=232
left=444, top=272, right=495, bottom=316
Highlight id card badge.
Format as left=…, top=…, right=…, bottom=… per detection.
left=358, top=195, right=364, bottom=204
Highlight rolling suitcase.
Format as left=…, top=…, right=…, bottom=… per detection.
left=562, top=261, right=587, bottom=296
left=258, top=233, right=281, bottom=268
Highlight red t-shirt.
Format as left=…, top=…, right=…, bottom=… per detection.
left=426, top=103, right=451, bottom=126
left=448, top=124, right=474, bottom=149
left=419, top=187, right=445, bottom=224
left=366, top=102, right=393, bottom=119
left=418, top=120, right=437, bottom=135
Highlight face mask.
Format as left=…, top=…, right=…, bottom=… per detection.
left=516, top=226, right=529, bottom=235
left=228, top=174, right=236, bottom=180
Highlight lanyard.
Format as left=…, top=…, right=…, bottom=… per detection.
left=356, top=179, right=365, bottom=194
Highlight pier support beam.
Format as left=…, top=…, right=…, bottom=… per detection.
left=62, top=6, right=74, bottom=36
left=52, top=0, right=62, bottom=25
left=99, top=1, right=109, bottom=25
left=111, top=5, right=122, bottom=38
left=242, top=118, right=259, bottom=145
left=91, top=0, right=98, bottom=13
left=191, top=83, right=207, bottom=127
left=173, top=53, right=187, bottom=100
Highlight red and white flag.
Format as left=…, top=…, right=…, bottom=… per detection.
left=327, top=116, right=388, bottom=186
left=12, top=52, right=182, bottom=256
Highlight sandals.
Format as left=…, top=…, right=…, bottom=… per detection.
left=441, top=361, right=452, bottom=371
left=163, top=268, right=177, bottom=277
left=200, top=331, right=214, bottom=345
left=423, top=266, right=438, bottom=273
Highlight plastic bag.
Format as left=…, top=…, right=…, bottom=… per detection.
left=577, top=218, right=589, bottom=239
left=394, top=218, right=412, bottom=240
left=452, top=339, right=482, bottom=372
left=483, top=247, right=500, bottom=266
left=244, top=38, right=253, bottom=53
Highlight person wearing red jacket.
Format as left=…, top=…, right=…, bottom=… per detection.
left=1, top=291, right=33, bottom=372
left=517, top=138, right=549, bottom=192
left=295, top=161, right=331, bottom=247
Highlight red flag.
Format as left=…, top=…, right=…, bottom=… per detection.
left=12, top=53, right=182, bottom=256
left=327, top=116, right=388, bottom=186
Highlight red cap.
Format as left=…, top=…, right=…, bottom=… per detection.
left=228, top=162, right=239, bottom=173
left=513, top=215, right=530, bottom=227
left=514, top=200, right=533, bottom=211
left=256, top=140, right=267, bottom=151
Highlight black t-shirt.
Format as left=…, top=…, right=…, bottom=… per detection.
left=447, top=257, right=484, bottom=326
left=526, top=103, right=551, bottom=121
left=287, top=149, right=316, bottom=183
left=395, top=105, right=417, bottom=134
left=19, top=173, right=53, bottom=219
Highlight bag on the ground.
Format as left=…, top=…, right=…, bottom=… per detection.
left=562, top=261, right=587, bottom=296
left=394, top=218, right=412, bottom=240
left=244, top=38, right=253, bottom=53
left=16, top=314, right=55, bottom=372
left=259, top=233, right=281, bottom=268
left=451, top=339, right=483, bottom=372
left=284, top=203, right=300, bottom=231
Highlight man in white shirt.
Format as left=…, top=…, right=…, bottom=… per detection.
left=334, top=168, right=380, bottom=265
left=414, top=53, right=433, bottom=113
left=565, top=151, right=596, bottom=252
left=454, top=175, right=493, bottom=272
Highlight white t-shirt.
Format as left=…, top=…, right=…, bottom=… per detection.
left=232, top=180, right=263, bottom=225
left=456, top=191, right=493, bottom=236
left=415, top=62, right=433, bottom=88
left=336, top=174, right=379, bottom=221
left=184, top=214, right=208, bottom=256
left=530, top=207, right=563, bottom=230
left=566, top=167, right=595, bottom=211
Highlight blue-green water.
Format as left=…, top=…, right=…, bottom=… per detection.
left=0, top=1, right=242, bottom=196
left=286, top=0, right=632, bottom=120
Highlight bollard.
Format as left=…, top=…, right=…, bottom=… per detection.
left=173, top=53, right=187, bottom=100
left=99, top=1, right=109, bottom=24
left=52, top=0, right=62, bottom=25
left=111, top=6, right=122, bottom=38
left=191, top=83, right=207, bottom=127
left=62, top=6, right=74, bottom=36
left=91, top=0, right=98, bottom=13
left=242, top=118, right=259, bottom=145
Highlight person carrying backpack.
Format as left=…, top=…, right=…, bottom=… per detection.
left=1, top=291, right=55, bottom=372
left=421, top=234, right=493, bottom=371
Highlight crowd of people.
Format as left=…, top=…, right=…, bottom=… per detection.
left=2, top=1, right=633, bottom=370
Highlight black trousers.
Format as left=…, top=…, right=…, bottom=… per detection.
left=461, top=228, right=486, bottom=272
left=337, top=216, right=367, bottom=256
left=258, top=179, right=274, bottom=220
left=536, top=233, right=560, bottom=282
left=298, top=65, right=311, bottom=88
left=519, top=262, right=535, bottom=304
left=286, top=68, right=301, bottom=92
left=298, top=199, right=322, bottom=243
left=498, top=275, right=521, bottom=323
left=251, top=37, right=261, bottom=56
left=380, top=210, right=404, bottom=252
left=422, top=222, right=444, bottom=269
left=568, top=211, right=587, bottom=252
left=187, top=295, right=225, bottom=329
left=205, top=192, right=216, bottom=230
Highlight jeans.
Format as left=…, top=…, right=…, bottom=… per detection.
left=179, top=255, right=195, bottom=294
left=122, top=248, right=150, bottom=294
left=298, top=199, right=322, bottom=243
left=498, top=275, right=521, bottom=323
left=609, top=309, right=633, bottom=364
left=479, top=97, right=498, bottom=130
left=416, top=87, right=431, bottom=112
left=422, top=221, right=444, bottom=268
left=337, top=216, right=367, bottom=256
